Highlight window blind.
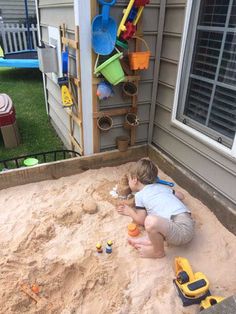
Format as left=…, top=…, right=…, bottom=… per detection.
left=178, top=0, right=236, bottom=147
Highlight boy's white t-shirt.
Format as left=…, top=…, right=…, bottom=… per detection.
left=135, top=183, right=190, bottom=220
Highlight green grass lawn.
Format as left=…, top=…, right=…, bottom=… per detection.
left=0, top=68, right=64, bottom=165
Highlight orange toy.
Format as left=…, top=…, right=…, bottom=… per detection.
left=128, top=36, right=150, bottom=70
left=128, top=223, right=140, bottom=237
left=31, top=284, right=40, bottom=294
left=20, top=283, right=41, bottom=303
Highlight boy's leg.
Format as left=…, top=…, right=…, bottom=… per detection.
left=136, top=215, right=169, bottom=258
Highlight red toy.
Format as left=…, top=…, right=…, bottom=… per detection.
left=134, top=0, right=150, bottom=7
left=121, top=21, right=136, bottom=40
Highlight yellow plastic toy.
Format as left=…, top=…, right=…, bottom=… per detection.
left=117, top=0, right=146, bottom=38
left=61, top=85, right=73, bottom=107
left=200, top=296, right=225, bottom=311
left=173, top=257, right=211, bottom=306
left=117, top=0, right=135, bottom=37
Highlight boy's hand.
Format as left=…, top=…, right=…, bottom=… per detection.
left=117, top=204, right=133, bottom=216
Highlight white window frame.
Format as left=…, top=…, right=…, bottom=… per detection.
left=171, top=0, right=236, bottom=159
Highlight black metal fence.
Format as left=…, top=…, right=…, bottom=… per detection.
left=0, top=149, right=80, bottom=170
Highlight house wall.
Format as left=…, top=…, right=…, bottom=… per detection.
left=36, top=0, right=236, bottom=205
left=152, top=0, right=236, bottom=204
left=37, top=0, right=159, bottom=153
left=0, top=0, right=36, bottom=23
left=37, top=0, right=78, bottom=149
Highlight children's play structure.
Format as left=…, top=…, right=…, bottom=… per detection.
left=37, top=0, right=150, bottom=155
left=0, top=50, right=39, bottom=68
left=0, top=0, right=39, bottom=68
left=91, top=0, right=150, bottom=151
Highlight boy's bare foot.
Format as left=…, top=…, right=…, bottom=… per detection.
left=127, top=236, right=151, bottom=248
left=136, top=244, right=165, bottom=259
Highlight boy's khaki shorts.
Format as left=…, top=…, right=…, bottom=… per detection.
left=165, top=212, right=195, bottom=246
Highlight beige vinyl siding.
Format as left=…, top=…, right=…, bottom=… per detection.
left=38, top=0, right=80, bottom=150
left=152, top=1, right=236, bottom=204
left=38, top=0, right=73, bottom=6
left=0, top=0, right=36, bottom=23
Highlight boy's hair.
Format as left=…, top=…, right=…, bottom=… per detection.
left=130, top=159, right=158, bottom=185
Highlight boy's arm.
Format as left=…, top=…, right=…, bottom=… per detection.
left=117, top=204, right=147, bottom=226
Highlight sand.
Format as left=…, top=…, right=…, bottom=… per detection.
left=0, top=162, right=235, bottom=314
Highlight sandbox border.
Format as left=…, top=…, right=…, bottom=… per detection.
left=0, top=144, right=235, bottom=234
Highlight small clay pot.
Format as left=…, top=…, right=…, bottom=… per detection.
left=122, top=82, right=138, bottom=97
left=124, top=113, right=140, bottom=129
left=97, top=115, right=113, bottom=132
left=116, top=136, right=130, bottom=152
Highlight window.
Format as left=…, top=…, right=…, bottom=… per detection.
left=176, top=0, right=236, bottom=149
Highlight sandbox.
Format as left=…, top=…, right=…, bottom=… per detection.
left=0, top=159, right=236, bottom=314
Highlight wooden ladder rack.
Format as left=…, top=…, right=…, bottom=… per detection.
left=60, top=24, right=84, bottom=155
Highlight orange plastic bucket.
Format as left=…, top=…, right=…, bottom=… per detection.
left=128, top=36, right=150, bottom=70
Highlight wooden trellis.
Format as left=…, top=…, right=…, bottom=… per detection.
left=60, top=24, right=84, bottom=155
left=91, top=1, right=143, bottom=153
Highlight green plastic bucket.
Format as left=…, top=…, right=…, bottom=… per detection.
left=23, top=158, right=39, bottom=167
left=94, top=52, right=125, bottom=85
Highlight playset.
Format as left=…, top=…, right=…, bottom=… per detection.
left=91, top=0, right=150, bottom=152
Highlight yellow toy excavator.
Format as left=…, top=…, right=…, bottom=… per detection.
left=200, top=296, right=225, bottom=311
left=173, top=257, right=211, bottom=306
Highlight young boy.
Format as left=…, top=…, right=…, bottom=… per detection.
left=117, top=159, right=194, bottom=259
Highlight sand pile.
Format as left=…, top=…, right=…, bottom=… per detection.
left=0, top=162, right=235, bottom=314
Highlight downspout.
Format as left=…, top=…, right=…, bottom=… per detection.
left=34, top=0, right=49, bottom=115
left=74, top=0, right=94, bottom=155
left=148, top=0, right=167, bottom=143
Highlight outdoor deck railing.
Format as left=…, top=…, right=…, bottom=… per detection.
left=0, top=150, right=81, bottom=170
left=0, top=22, right=38, bottom=53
